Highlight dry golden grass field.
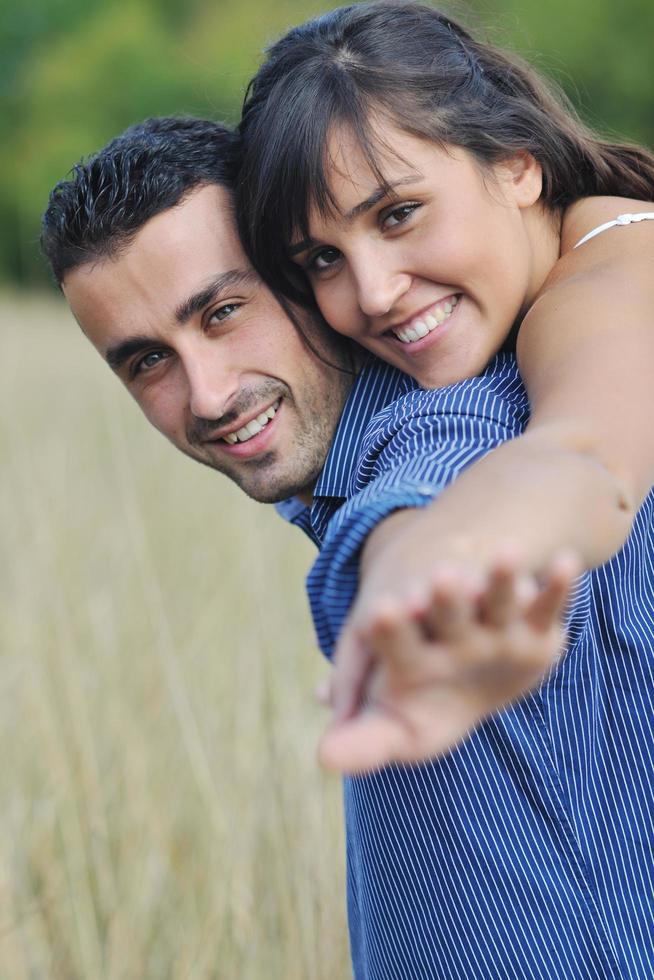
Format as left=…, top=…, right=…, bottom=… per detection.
left=0, top=293, right=349, bottom=978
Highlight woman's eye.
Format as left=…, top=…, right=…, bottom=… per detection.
left=382, top=203, right=420, bottom=229
left=308, top=247, right=342, bottom=273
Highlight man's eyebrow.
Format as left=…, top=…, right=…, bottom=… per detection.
left=288, top=176, right=422, bottom=257
left=104, top=270, right=259, bottom=373
left=174, top=269, right=259, bottom=324
left=105, top=336, right=156, bottom=372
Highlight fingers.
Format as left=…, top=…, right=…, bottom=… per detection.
left=319, top=552, right=582, bottom=775
left=364, top=597, right=456, bottom=681
left=330, top=587, right=462, bottom=730
left=330, top=627, right=375, bottom=722
left=329, top=550, right=581, bottom=751
left=418, top=568, right=479, bottom=642
left=413, top=551, right=530, bottom=640
left=526, top=551, right=580, bottom=631
left=477, top=546, right=537, bottom=627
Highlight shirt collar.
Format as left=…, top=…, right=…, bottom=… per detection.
left=313, top=357, right=414, bottom=501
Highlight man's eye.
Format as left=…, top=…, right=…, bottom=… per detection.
left=210, top=302, right=240, bottom=323
left=381, top=202, right=420, bottom=230
left=308, top=247, right=342, bottom=273
left=133, top=350, right=169, bottom=376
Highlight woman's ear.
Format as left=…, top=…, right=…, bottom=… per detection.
left=498, top=151, right=543, bottom=208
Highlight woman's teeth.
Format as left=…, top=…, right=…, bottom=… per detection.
left=222, top=400, right=281, bottom=445
left=393, top=295, right=459, bottom=344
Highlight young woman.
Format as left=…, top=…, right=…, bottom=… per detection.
left=235, top=7, right=654, bottom=978
left=236, top=0, right=654, bottom=728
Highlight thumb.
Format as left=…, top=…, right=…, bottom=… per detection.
left=331, top=620, right=374, bottom=722
left=318, top=711, right=406, bottom=774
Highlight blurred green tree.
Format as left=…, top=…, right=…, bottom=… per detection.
left=484, top=0, right=654, bottom=145
left=1, top=0, right=653, bottom=287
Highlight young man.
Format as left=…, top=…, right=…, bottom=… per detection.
left=43, top=117, right=566, bottom=764
left=42, top=117, right=654, bottom=980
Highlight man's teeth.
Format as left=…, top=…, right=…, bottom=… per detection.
left=393, top=295, right=459, bottom=344
left=222, top=401, right=280, bottom=445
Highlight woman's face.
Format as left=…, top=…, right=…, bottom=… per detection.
left=290, top=121, right=550, bottom=387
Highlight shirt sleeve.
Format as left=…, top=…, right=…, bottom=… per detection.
left=307, top=399, right=524, bottom=658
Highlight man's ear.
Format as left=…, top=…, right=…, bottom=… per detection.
left=498, top=151, right=543, bottom=208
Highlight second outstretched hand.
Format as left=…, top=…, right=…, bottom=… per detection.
left=318, top=549, right=579, bottom=774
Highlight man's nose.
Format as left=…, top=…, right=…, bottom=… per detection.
left=184, top=351, right=238, bottom=421
left=352, top=250, right=412, bottom=319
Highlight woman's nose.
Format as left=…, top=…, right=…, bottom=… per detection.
left=352, top=254, right=412, bottom=319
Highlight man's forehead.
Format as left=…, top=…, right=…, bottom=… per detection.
left=63, top=184, right=257, bottom=347
left=129, top=182, right=242, bottom=263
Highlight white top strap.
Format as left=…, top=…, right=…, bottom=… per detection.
left=573, top=211, right=654, bottom=249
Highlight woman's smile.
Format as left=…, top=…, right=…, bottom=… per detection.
left=387, top=293, right=460, bottom=345
left=293, top=122, right=549, bottom=388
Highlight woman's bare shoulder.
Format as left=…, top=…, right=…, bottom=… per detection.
left=560, top=196, right=654, bottom=254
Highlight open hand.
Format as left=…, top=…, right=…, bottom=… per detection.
left=318, top=550, right=578, bottom=773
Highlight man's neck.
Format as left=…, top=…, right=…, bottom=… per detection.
left=294, top=487, right=314, bottom=506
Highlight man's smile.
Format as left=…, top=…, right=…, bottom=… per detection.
left=218, top=398, right=282, bottom=445
left=202, top=398, right=284, bottom=459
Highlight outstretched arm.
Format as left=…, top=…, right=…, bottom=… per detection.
left=323, top=197, right=654, bottom=768
left=362, top=198, right=654, bottom=580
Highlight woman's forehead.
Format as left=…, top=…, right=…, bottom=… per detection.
left=320, top=122, right=460, bottom=203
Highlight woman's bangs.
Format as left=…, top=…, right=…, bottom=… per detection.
left=294, top=92, right=417, bottom=246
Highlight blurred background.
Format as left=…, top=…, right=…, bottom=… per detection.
left=3, top=0, right=654, bottom=289
left=2, top=0, right=653, bottom=977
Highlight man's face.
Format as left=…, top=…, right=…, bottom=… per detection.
left=63, top=184, right=353, bottom=503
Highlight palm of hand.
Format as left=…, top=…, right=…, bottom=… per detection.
left=319, top=553, right=576, bottom=774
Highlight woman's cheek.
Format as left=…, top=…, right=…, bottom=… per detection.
left=316, top=280, right=356, bottom=337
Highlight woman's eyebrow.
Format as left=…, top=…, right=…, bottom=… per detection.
left=342, top=176, right=420, bottom=222
left=289, top=238, right=315, bottom=257
left=289, top=175, right=423, bottom=255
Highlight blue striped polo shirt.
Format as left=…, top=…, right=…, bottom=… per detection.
left=279, top=353, right=654, bottom=979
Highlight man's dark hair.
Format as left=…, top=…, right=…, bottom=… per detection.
left=41, top=116, right=239, bottom=285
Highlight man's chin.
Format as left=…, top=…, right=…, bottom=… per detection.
left=186, top=449, right=314, bottom=505
left=240, top=485, right=306, bottom=504
left=232, top=464, right=318, bottom=504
